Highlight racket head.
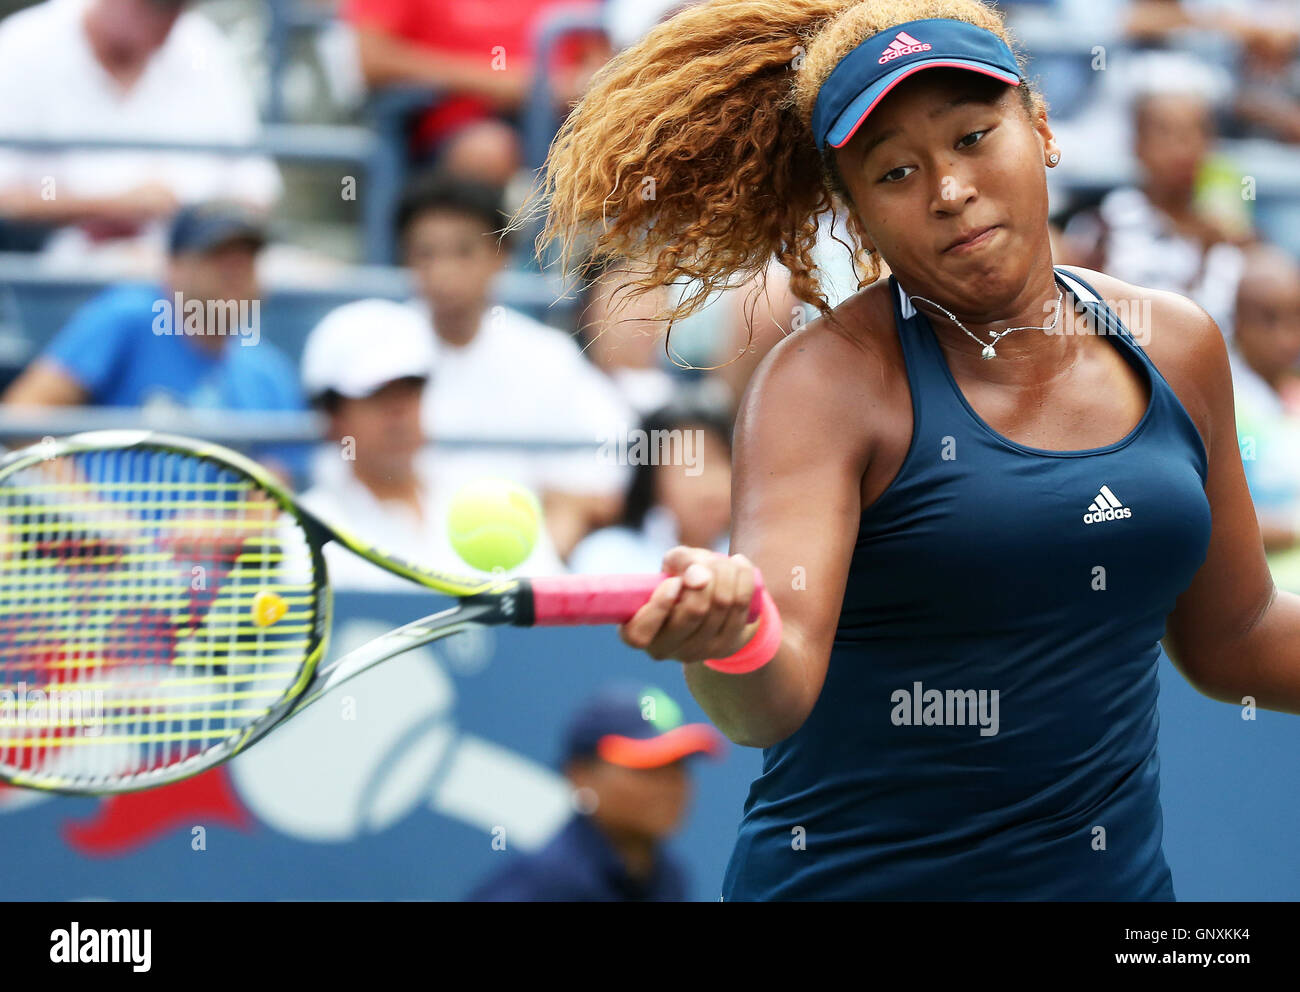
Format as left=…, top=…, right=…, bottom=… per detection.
left=0, top=430, right=331, bottom=794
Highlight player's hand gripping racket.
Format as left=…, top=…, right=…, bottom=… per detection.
left=0, top=431, right=769, bottom=795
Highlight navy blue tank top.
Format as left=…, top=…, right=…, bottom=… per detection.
left=721, top=267, right=1212, bottom=900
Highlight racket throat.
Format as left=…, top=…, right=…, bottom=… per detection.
left=461, top=582, right=535, bottom=627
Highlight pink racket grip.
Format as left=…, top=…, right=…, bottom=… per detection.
left=528, top=570, right=766, bottom=627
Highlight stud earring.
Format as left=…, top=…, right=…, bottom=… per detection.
left=1048, top=153, right=1060, bottom=165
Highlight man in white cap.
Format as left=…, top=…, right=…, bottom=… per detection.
left=299, top=298, right=565, bottom=590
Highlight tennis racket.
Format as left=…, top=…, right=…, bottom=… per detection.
left=0, top=430, right=765, bottom=795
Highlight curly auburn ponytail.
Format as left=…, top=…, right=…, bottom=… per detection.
left=515, top=0, right=1037, bottom=327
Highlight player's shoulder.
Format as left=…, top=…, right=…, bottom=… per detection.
left=1060, top=264, right=1227, bottom=445
left=744, top=279, right=902, bottom=414
left=734, top=281, right=899, bottom=469
left=1059, top=264, right=1225, bottom=361
left=1060, top=264, right=1194, bottom=315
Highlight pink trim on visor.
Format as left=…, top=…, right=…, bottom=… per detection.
left=829, top=61, right=1022, bottom=150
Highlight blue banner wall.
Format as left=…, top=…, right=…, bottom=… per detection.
left=0, top=593, right=1296, bottom=900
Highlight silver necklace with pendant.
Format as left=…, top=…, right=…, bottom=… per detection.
left=908, top=286, right=1065, bottom=359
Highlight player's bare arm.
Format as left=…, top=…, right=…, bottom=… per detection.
left=622, top=305, right=878, bottom=746
left=1098, top=271, right=1300, bottom=712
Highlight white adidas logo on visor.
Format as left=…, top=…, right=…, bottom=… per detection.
left=1082, top=484, right=1133, bottom=525
left=878, top=31, right=933, bottom=64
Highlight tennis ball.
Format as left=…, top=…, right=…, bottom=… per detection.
left=446, top=479, right=541, bottom=573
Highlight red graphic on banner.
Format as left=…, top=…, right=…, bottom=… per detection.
left=61, top=766, right=253, bottom=857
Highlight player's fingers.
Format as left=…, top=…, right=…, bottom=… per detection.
left=712, top=554, right=759, bottom=653
left=662, top=545, right=709, bottom=577
left=618, top=575, right=684, bottom=650
left=731, top=554, right=758, bottom=614
left=643, top=561, right=716, bottom=660
left=692, top=555, right=741, bottom=646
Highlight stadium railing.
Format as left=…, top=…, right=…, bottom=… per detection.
left=0, top=406, right=610, bottom=497
left=0, top=406, right=608, bottom=452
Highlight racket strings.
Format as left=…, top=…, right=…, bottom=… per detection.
left=0, top=447, right=319, bottom=788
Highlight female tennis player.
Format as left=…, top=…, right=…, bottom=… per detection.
left=522, top=0, right=1300, bottom=899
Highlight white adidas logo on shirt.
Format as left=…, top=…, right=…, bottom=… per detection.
left=878, top=30, right=932, bottom=63
left=1083, top=484, right=1132, bottom=525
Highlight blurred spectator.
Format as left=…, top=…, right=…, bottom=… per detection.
left=1124, top=1, right=1300, bottom=144
left=1229, top=244, right=1300, bottom=593
left=569, top=395, right=732, bottom=575
left=661, top=257, right=805, bottom=414
left=576, top=257, right=678, bottom=417
left=1060, top=54, right=1249, bottom=334
left=1126, top=0, right=1297, bottom=50
left=0, top=0, right=280, bottom=266
left=344, top=0, right=611, bottom=184
left=298, top=298, right=565, bottom=589
left=1125, top=0, right=1214, bottom=42
left=394, top=170, right=633, bottom=560
left=1, top=202, right=303, bottom=476
left=1226, top=7, right=1300, bottom=144
left=466, top=683, right=724, bottom=901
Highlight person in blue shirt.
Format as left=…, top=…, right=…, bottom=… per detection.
left=466, top=684, right=725, bottom=902
left=2, top=202, right=305, bottom=477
